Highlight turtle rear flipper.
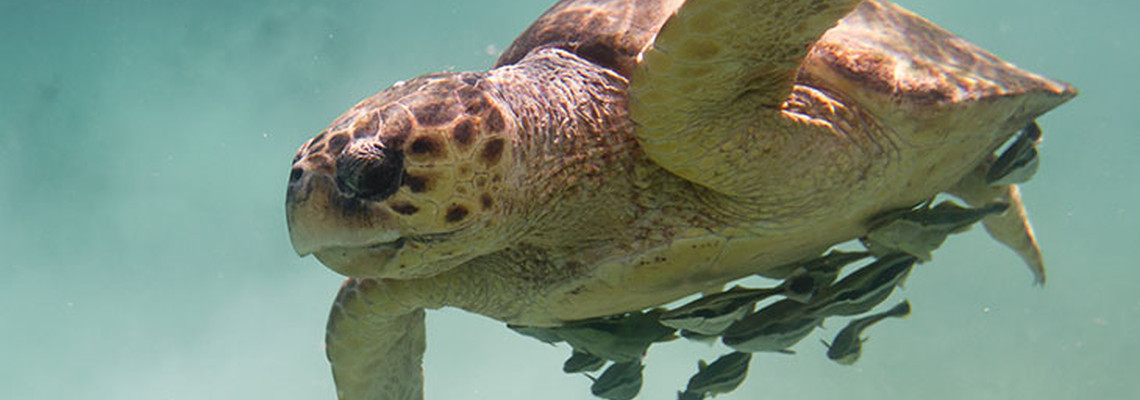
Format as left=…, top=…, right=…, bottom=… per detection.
left=950, top=159, right=1047, bottom=285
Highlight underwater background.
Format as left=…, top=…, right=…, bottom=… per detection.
left=1, top=0, right=1136, bottom=399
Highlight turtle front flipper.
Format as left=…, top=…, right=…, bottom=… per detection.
left=949, top=159, right=1046, bottom=286
left=630, top=0, right=863, bottom=197
left=495, top=0, right=686, bottom=77
left=326, top=279, right=428, bottom=400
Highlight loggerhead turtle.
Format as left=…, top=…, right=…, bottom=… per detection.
left=284, top=0, right=1076, bottom=398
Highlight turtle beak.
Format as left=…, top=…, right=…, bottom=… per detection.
left=286, top=166, right=317, bottom=256
left=286, top=162, right=345, bottom=256
left=285, top=157, right=401, bottom=257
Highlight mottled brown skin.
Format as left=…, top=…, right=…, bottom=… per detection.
left=496, top=0, right=686, bottom=77
left=284, top=1, right=1075, bottom=398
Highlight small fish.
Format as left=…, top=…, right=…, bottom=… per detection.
left=590, top=361, right=644, bottom=400
left=822, top=300, right=912, bottom=365
left=678, top=329, right=719, bottom=343
left=511, top=309, right=676, bottom=363
left=910, top=201, right=1010, bottom=233
left=806, top=253, right=915, bottom=317
left=508, top=324, right=564, bottom=345
left=780, top=250, right=873, bottom=302
left=863, top=201, right=1008, bottom=261
left=987, top=121, right=1042, bottom=186
left=660, top=286, right=782, bottom=335
left=662, top=259, right=858, bottom=337
left=683, top=352, right=752, bottom=397
left=564, top=350, right=606, bottom=374
left=787, top=250, right=873, bottom=285
left=781, top=274, right=818, bottom=303
left=721, top=299, right=822, bottom=353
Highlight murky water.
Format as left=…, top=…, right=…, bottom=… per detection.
left=2, top=0, right=1136, bottom=399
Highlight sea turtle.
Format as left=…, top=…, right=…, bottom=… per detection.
left=284, top=0, right=1076, bottom=398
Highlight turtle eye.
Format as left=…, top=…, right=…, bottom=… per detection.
left=335, top=140, right=405, bottom=200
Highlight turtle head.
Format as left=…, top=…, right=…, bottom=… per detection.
left=286, top=72, right=515, bottom=279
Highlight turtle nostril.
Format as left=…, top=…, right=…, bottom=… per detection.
left=289, top=167, right=304, bottom=183
left=335, top=140, right=405, bottom=200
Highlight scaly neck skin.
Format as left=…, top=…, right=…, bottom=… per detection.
left=481, top=47, right=674, bottom=249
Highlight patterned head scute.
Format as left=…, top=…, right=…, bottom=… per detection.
left=286, top=72, right=514, bottom=279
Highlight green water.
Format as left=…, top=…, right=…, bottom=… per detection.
left=1, top=0, right=1135, bottom=399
